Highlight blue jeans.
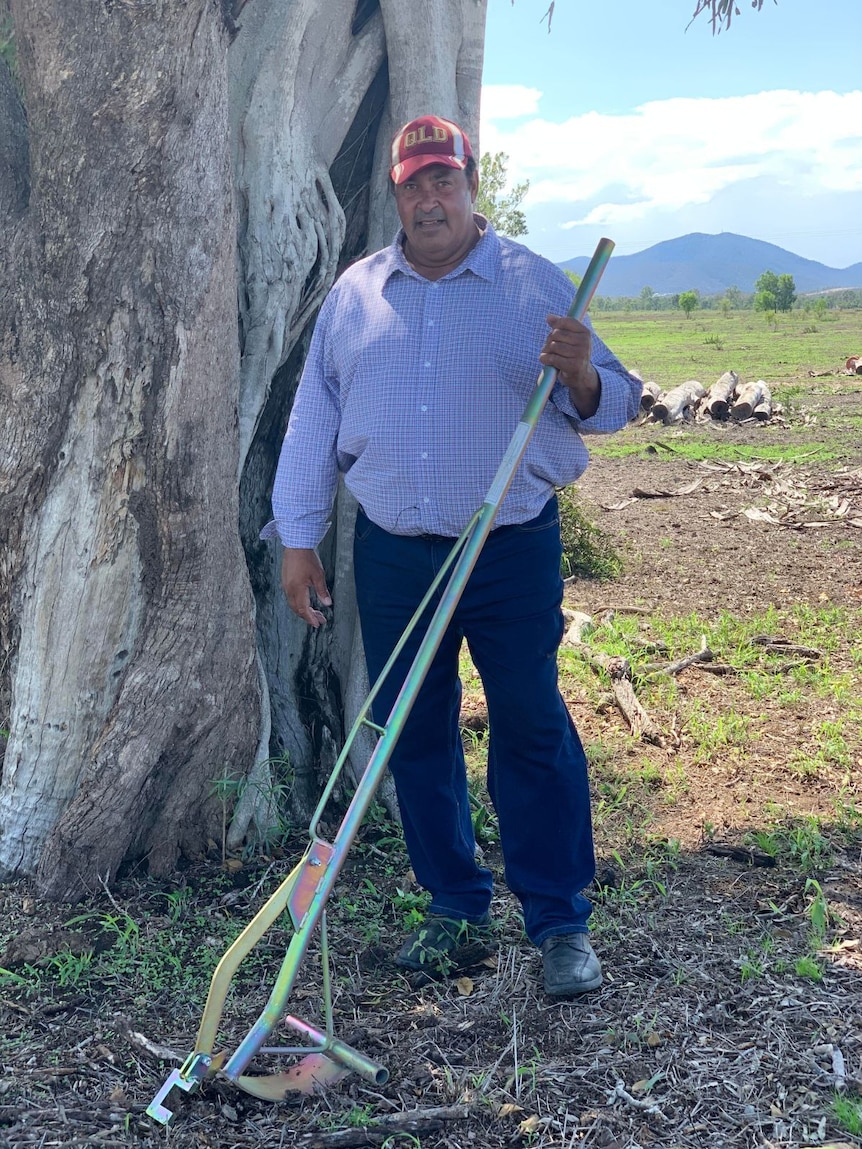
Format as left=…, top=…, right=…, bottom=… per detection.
left=353, top=496, right=595, bottom=945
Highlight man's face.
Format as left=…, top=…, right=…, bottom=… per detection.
left=394, top=163, right=479, bottom=270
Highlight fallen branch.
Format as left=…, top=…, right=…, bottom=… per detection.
left=630, top=636, right=669, bottom=654
left=705, top=844, right=776, bottom=868
left=302, top=1123, right=443, bottom=1148
left=644, top=636, right=713, bottom=679
left=563, top=611, right=594, bottom=646
left=640, top=380, right=661, bottom=411
left=651, top=379, right=705, bottom=424
left=608, top=1079, right=667, bottom=1120
left=589, top=604, right=654, bottom=615
left=751, top=636, right=822, bottom=660
left=114, top=1015, right=184, bottom=1064
left=642, top=372, right=790, bottom=425
left=631, top=478, right=702, bottom=499
left=732, top=379, right=766, bottom=421
left=753, top=382, right=773, bottom=422
left=606, top=478, right=702, bottom=510
left=584, top=652, right=667, bottom=747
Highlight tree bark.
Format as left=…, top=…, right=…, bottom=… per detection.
left=731, top=379, right=766, bottom=421
left=0, top=0, right=489, bottom=896
left=753, top=382, right=773, bottom=422
left=231, top=0, right=389, bottom=834
left=651, top=380, right=705, bottom=424
left=0, top=49, right=27, bottom=221
left=0, top=0, right=260, bottom=895
left=639, top=381, right=661, bottom=412
left=705, top=370, right=738, bottom=419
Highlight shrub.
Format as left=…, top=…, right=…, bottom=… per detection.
left=557, top=487, right=621, bottom=581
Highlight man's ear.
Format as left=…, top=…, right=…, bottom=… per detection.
left=469, top=167, right=480, bottom=203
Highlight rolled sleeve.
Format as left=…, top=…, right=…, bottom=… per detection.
left=550, top=327, right=642, bottom=431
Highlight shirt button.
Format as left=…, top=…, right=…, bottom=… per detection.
left=421, top=452, right=428, bottom=459
left=423, top=497, right=430, bottom=503
left=428, top=320, right=435, bottom=326
left=420, top=405, right=427, bottom=412
left=424, top=361, right=431, bottom=368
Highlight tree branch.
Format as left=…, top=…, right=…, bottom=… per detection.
left=689, top=0, right=777, bottom=35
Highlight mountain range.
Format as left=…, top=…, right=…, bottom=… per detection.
left=558, top=232, right=862, bottom=298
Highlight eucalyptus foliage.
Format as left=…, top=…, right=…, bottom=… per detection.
left=476, top=152, right=529, bottom=238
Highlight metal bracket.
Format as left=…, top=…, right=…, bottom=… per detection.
left=146, top=1052, right=212, bottom=1125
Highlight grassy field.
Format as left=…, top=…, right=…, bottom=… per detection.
left=590, top=306, right=860, bottom=391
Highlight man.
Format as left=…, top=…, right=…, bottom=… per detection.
left=262, top=115, right=641, bottom=996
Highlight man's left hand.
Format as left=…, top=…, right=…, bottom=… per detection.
left=539, top=314, right=601, bottom=418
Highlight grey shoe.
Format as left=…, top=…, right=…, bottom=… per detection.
left=541, top=933, right=603, bottom=996
left=396, top=913, right=492, bottom=975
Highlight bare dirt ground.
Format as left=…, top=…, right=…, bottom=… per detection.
left=1, top=380, right=861, bottom=1149
left=569, top=382, right=862, bottom=848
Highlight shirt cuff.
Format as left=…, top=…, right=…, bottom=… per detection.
left=259, top=518, right=327, bottom=549
left=550, top=366, right=621, bottom=430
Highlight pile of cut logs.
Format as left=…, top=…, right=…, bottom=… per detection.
left=638, top=371, right=774, bottom=425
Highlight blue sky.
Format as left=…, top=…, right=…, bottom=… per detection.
left=480, top=0, right=862, bottom=268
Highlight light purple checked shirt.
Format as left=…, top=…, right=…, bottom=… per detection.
left=262, top=220, right=641, bottom=549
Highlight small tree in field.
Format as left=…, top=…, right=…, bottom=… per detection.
left=679, top=290, right=699, bottom=318
left=756, top=270, right=796, bottom=312
left=754, top=289, right=777, bottom=313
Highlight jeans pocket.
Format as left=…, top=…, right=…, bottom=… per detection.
left=512, top=495, right=560, bottom=535
left=354, top=509, right=377, bottom=543
left=513, top=513, right=560, bottom=535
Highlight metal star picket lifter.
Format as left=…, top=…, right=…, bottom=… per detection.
left=147, top=237, right=615, bottom=1126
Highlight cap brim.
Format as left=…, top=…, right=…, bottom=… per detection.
left=391, top=154, right=469, bottom=185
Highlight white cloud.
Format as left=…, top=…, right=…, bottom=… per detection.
left=480, top=87, right=862, bottom=240
left=480, top=84, right=542, bottom=121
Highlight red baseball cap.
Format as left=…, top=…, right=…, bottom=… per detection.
left=390, top=115, right=473, bottom=185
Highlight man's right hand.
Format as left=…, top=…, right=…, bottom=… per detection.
left=281, top=548, right=332, bottom=628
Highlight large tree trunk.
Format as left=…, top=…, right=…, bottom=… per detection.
left=232, top=0, right=389, bottom=835
left=0, top=0, right=259, bottom=897
left=0, top=0, right=488, bottom=897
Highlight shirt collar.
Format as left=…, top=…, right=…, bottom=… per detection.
left=385, top=214, right=501, bottom=285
